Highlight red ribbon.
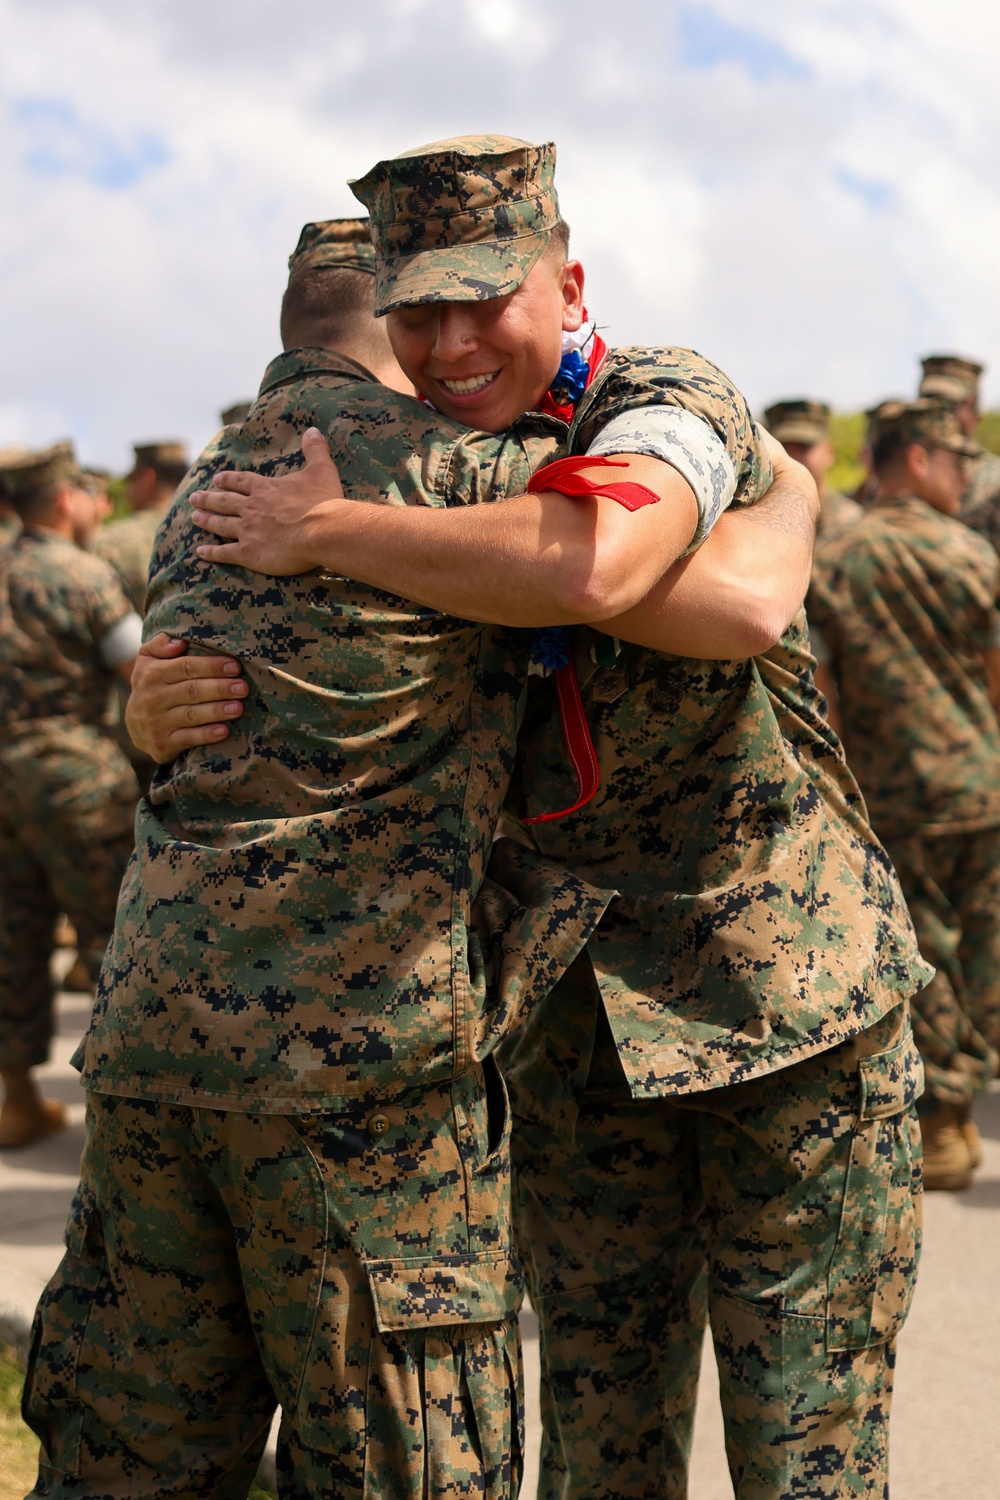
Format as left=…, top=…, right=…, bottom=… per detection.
left=522, top=452, right=659, bottom=825
left=526, top=454, right=661, bottom=512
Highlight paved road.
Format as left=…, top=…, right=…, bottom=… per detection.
left=3, top=990, right=999, bottom=1497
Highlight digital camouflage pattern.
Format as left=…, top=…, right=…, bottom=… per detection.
left=0, top=530, right=139, bottom=1068
left=0, top=530, right=134, bottom=734
left=509, top=966, right=922, bottom=1499
left=0, top=731, right=137, bottom=1069
left=880, top=828, right=1000, bottom=1105
left=25, top=1062, right=524, bottom=1499
left=505, top=347, right=931, bottom=1098
left=351, top=135, right=559, bottom=315
left=93, top=506, right=165, bottom=613
left=869, top=399, right=980, bottom=460
left=287, top=216, right=375, bottom=276
left=762, top=397, right=832, bottom=447
left=809, top=495, right=1000, bottom=836
left=918, top=352, right=983, bottom=403
left=817, top=486, right=863, bottom=543
left=961, top=448, right=1000, bottom=556
left=79, top=345, right=609, bottom=1111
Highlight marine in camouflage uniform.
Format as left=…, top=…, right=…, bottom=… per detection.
left=0, top=443, right=141, bottom=1151
left=93, top=441, right=190, bottom=614
left=0, top=446, right=25, bottom=549
left=765, top=397, right=862, bottom=543
left=183, top=139, right=931, bottom=1499
left=919, top=354, right=1000, bottom=553
left=810, top=401, right=1000, bottom=1193
left=24, top=219, right=607, bottom=1500
left=504, top=392, right=928, bottom=1497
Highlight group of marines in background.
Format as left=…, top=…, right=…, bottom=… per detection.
left=0, top=131, right=997, bottom=1498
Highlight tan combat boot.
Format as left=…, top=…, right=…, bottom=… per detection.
left=920, top=1103, right=974, bottom=1190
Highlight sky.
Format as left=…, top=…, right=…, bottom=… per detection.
left=2, top=0, right=999, bottom=470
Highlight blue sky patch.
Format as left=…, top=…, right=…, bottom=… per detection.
left=14, top=97, right=168, bottom=189
left=834, top=166, right=893, bottom=212
left=677, top=4, right=812, bottom=82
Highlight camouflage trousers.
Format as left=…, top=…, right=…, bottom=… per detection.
left=506, top=980, right=923, bottom=1500
left=882, top=826, right=1000, bottom=1107
left=23, top=1064, right=523, bottom=1500
left=0, top=733, right=137, bottom=1071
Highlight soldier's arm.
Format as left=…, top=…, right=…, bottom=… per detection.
left=191, top=430, right=816, bottom=652
left=595, top=438, right=816, bottom=656
left=194, top=431, right=700, bottom=626
left=125, top=635, right=248, bottom=761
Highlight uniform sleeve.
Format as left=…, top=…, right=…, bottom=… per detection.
left=568, top=346, right=774, bottom=519
left=78, top=552, right=136, bottom=645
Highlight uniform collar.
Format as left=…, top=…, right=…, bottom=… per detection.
left=258, top=345, right=381, bottom=397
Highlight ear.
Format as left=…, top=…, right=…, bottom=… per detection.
left=907, top=443, right=930, bottom=480
left=559, top=258, right=586, bottom=333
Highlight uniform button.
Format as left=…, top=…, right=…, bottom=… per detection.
left=367, top=1113, right=390, bottom=1139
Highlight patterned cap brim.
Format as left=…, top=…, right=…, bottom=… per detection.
left=767, top=418, right=828, bottom=446
left=373, top=232, right=551, bottom=316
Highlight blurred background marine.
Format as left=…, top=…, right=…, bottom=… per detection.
left=93, top=440, right=190, bottom=615
left=809, top=401, right=1000, bottom=1191
left=220, top=402, right=252, bottom=426
left=919, top=354, right=1000, bottom=553
left=0, top=442, right=141, bottom=1150
left=764, top=397, right=862, bottom=543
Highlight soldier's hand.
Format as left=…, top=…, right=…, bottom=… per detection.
left=125, top=634, right=248, bottom=762
left=191, top=427, right=347, bottom=575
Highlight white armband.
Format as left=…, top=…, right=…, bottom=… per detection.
left=98, top=611, right=143, bottom=668
left=585, top=406, right=737, bottom=549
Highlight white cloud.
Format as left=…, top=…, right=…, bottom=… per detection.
left=1, top=0, right=999, bottom=469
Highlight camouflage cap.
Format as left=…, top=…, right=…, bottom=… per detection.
left=919, top=354, right=984, bottom=404
left=863, top=398, right=907, bottom=440
left=287, top=217, right=375, bottom=278
left=350, top=135, right=560, bottom=315
left=871, top=399, right=981, bottom=458
left=763, top=398, right=831, bottom=446
left=127, top=441, right=190, bottom=478
left=81, top=465, right=113, bottom=496
left=0, top=441, right=85, bottom=504
left=220, top=402, right=252, bottom=426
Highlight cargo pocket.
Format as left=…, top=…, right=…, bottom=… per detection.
left=364, top=1253, right=524, bottom=1500
left=21, top=1181, right=107, bottom=1476
left=826, top=1030, right=924, bottom=1352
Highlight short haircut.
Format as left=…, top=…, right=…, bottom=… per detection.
left=280, top=266, right=379, bottom=353
left=10, top=478, right=70, bottom=524
left=546, top=218, right=571, bottom=262
left=871, top=429, right=918, bottom=476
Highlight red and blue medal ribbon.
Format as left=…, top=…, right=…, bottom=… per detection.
left=523, top=454, right=661, bottom=825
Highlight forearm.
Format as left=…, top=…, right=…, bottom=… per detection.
left=297, top=458, right=698, bottom=625
left=600, top=458, right=819, bottom=658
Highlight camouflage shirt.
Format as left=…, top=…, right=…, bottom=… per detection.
left=510, top=349, right=930, bottom=1096
left=818, top=487, right=863, bottom=544
left=80, top=347, right=609, bottom=1111
left=93, top=507, right=167, bottom=615
left=960, top=448, right=1000, bottom=556
left=0, top=512, right=21, bottom=550
left=809, top=493, right=1000, bottom=837
left=0, top=528, right=133, bottom=743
